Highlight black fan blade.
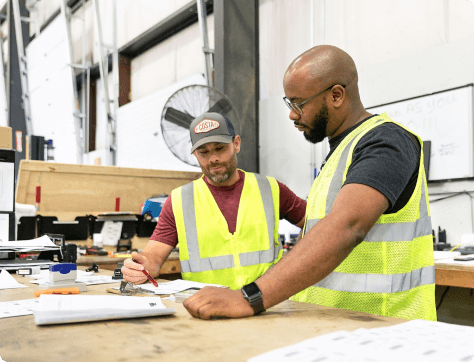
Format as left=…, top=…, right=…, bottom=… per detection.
left=164, top=108, right=194, bottom=129
left=208, top=98, right=233, bottom=115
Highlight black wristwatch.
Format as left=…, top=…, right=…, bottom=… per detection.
left=241, top=282, right=266, bottom=315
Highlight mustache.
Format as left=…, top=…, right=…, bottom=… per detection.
left=209, top=163, right=225, bottom=168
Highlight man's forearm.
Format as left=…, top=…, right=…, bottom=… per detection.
left=257, top=213, right=364, bottom=309
left=140, top=241, right=174, bottom=278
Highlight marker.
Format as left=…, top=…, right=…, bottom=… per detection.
left=132, top=258, right=158, bottom=287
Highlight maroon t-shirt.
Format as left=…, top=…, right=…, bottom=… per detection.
left=150, top=170, right=306, bottom=247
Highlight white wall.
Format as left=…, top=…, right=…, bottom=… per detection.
left=27, top=0, right=195, bottom=66
left=258, top=0, right=474, bottom=245
left=26, top=15, right=79, bottom=164
left=23, top=1, right=212, bottom=166
left=131, top=14, right=214, bottom=101
left=116, top=73, right=205, bottom=171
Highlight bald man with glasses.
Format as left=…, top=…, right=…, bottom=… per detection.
left=184, top=45, right=436, bottom=322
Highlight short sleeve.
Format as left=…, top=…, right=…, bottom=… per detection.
left=149, top=195, right=178, bottom=247
left=277, top=181, right=307, bottom=224
left=344, top=123, right=420, bottom=210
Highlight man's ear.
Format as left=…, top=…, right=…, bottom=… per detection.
left=233, top=135, right=241, bottom=153
left=331, top=85, right=345, bottom=108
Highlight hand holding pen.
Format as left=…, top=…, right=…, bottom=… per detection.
left=132, top=258, right=159, bottom=287
left=122, top=252, right=159, bottom=287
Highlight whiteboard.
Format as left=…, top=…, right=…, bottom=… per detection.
left=367, top=85, right=473, bottom=181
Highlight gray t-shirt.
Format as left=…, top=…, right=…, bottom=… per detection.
left=323, top=115, right=420, bottom=214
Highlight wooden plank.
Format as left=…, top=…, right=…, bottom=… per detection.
left=17, top=160, right=202, bottom=178
left=435, top=267, right=474, bottom=288
left=15, top=160, right=202, bottom=216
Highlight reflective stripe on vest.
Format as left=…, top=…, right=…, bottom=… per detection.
left=306, top=177, right=431, bottom=242
left=180, top=174, right=280, bottom=273
left=315, top=265, right=435, bottom=293
left=305, top=118, right=434, bottom=292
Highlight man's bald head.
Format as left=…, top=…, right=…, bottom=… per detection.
left=284, top=45, right=358, bottom=96
left=283, top=45, right=371, bottom=141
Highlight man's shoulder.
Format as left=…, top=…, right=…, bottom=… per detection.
left=361, top=121, right=420, bottom=150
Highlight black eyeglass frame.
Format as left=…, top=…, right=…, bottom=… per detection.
left=283, top=84, right=346, bottom=115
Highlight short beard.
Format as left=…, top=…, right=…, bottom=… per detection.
left=208, top=171, right=230, bottom=184
left=304, top=101, right=329, bottom=144
left=205, top=151, right=238, bottom=184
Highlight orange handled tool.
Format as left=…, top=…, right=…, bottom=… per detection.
left=34, top=287, right=80, bottom=297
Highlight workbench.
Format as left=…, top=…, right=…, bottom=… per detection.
left=435, top=261, right=474, bottom=289
left=434, top=261, right=474, bottom=327
left=0, top=270, right=406, bottom=362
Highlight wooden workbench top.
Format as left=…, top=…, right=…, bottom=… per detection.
left=0, top=270, right=406, bottom=362
left=435, top=260, right=474, bottom=288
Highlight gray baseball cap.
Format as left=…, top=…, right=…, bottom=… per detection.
left=190, top=112, right=237, bottom=153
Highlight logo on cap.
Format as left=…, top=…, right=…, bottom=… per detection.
left=194, top=119, right=220, bottom=134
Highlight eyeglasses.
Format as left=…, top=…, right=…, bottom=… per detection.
left=283, top=84, right=345, bottom=115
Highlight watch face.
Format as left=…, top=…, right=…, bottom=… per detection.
left=243, top=282, right=260, bottom=297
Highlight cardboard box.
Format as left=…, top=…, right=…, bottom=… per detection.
left=0, top=126, right=12, bottom=149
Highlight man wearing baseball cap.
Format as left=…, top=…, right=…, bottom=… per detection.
left=122, top=112, right=306, bottom=295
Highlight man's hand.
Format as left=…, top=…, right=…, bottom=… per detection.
left=121, top=251, right=158, bottom=285
left=183, top=287, right=255, bottom=320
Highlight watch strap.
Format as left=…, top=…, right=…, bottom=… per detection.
left=241, top=282, right=266, bottom=315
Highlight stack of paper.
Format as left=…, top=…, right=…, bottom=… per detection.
left=249, top=320, right=474, bottom=362
left=433, top=250, right=461, bottom=260
left=0, top=235, right=60, bottom=252
left=0, top=236, right=60, bottom=270
left=435, top=254, right=474, bottom=266
left=33, top=295, right=176, bottom=325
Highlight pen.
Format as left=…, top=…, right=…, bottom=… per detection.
left=132, top=258, right=158, bottom=287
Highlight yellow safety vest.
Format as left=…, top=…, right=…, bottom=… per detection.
left=291, top=113, right=437, bottom=321
left=172, top=170, right=282, bottom=290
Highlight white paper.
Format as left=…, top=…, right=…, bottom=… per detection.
left=101, top=221, right=123, bottom=246
left=435, top=254, right=474, bottom=266
left=248, top=320, right=474, bottom=362
left=33, top=295, right=176, bottom=325
left=0, top=235, right=60, bottom=250
left=0, top=269, right=28, bottom=289
left=0, top=299, right=39, bottom=319
left=113, top=279, right=228, bottom=295
left=433, top=251, right=461, bottom=260
left=0, top=260, right=55, bottom=270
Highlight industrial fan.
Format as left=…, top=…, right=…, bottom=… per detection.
left=161, top=85, right=239, bottom=167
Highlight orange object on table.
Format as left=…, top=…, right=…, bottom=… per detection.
left=34, top=287, right=80, bottom=297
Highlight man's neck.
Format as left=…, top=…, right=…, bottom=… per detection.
left=330, top=108, right=372, bottom=140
